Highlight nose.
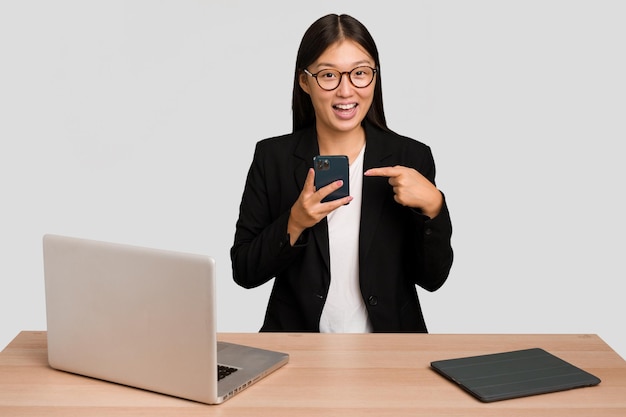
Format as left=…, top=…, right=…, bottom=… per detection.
left=336, top=72, right=353, bottom=95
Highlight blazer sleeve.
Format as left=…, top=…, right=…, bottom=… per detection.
left=405, top=140, right=453, bottom=292
left=417, top=195, right=453, bottom=291
left=230, top=141, right=308, bottom=289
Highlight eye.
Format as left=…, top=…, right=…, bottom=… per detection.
left=318, top=70, right=338, bottom=79
left=352, top=67, right=371, bottom=78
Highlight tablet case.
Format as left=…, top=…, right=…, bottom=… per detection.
left=430, top=347, right=601, bottom=402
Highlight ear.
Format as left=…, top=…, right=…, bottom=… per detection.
left=299, top=72, right=311, bottom=95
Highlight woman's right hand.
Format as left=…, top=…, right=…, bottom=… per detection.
left=287, top=168, right=353, bottom=245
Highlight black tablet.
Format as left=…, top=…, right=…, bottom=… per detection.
left=431, top=347, right=601, bottom=402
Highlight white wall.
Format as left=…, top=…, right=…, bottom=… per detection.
left=2, top=1, right=625, bottom=358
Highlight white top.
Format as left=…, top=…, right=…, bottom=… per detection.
left=319, top=146, right=372, bottom=333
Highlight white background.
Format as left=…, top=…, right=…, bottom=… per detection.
left=1, top=1, right=625, bottom=358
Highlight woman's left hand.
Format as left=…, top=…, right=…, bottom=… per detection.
left=364, top=165, right=443, bottom=219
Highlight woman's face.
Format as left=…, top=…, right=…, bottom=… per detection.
left=299, top=39, right=376, bottom=137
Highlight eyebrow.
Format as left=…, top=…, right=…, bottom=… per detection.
left=313, top=60, right=373, bottom=70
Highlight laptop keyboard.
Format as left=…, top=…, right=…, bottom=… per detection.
left=218, top=364, right=238, bottom=381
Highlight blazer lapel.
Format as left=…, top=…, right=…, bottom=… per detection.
left=292, top=128, right=331, bottom=274
left=292, top=127, right=318, bottom=192
left=360, top=123, right=394, bottom=264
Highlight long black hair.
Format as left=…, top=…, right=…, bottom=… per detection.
left=291, top=14, right=389, bottom=132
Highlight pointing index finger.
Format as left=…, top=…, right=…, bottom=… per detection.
left=364, top=166, right=401, bottom=178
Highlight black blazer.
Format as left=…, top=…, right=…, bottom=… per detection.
left=231, top=122, right=453, bottom=332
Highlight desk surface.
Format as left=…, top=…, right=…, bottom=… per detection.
left=1, top=331, right=625, bottom=416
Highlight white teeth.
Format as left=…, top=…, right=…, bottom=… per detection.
left=335, top=103, right=356, bottom=110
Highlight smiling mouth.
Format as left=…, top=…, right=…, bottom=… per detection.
left=333, top=103, right=357, bottom=110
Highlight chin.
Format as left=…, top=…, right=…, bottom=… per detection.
left=335, top=119, right=365, bottom=133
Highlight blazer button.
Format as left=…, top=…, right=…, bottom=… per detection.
left=368, top=296, right=378, bottom=306
left=424, top=228, right=433, bottom=236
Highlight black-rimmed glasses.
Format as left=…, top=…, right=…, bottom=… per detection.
left=303, top=66, right=377, bottom=91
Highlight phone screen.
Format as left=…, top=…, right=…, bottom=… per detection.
left=313, top=155, right=349, bottom=202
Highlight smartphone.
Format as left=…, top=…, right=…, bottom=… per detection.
left=313, top=155, right=349, bottom=203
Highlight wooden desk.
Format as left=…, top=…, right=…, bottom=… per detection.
left=1, top=331, right=625, bottom=416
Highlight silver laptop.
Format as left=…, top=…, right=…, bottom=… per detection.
left=42, top=234, right=288, bottom=404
